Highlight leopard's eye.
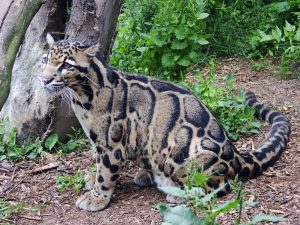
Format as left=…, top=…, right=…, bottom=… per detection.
left=61, top=62, right=72, bottom=70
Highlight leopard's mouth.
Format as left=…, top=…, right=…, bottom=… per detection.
left=46, top=84, right=65, bottom=94
left=39, top=76, right=65, bottom=94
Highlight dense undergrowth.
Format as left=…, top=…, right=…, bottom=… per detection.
left=111, top=0, right=300, bottom=78
left=0, top=120, right=87, bottom=162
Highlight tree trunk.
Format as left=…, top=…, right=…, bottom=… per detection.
left=0, top=0, right=46, bottom=109
left=0, top=0, right=121, bottom=143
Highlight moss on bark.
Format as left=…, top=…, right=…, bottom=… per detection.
left=0, top=0, right=45, bottom=108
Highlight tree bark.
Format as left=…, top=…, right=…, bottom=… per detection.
left=65, top=0, right=121, bottom=59
left=0, top=0, right=121, bottom=143
left=0, top=0, right=46, bottom=108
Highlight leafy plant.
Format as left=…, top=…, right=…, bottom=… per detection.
left=156, top=164, right=287, bottom=225
left=0, top=198, right=25, bottom=221
left=179, top=60, right=260, bottom=140
left=110, top=0, right=210, bottom=80
left=112, top=0, right=300, bottom=80
left=251, top=17, right=300, bottom=77
left=56, top=171, right=85, bottom=192
left=0, top=199, right=46, bottom=223
left=0, top=118, right=44, bottom=161
left=0, top=118, right=88, bottom=161
left=44, top=127, right=88, bottom=154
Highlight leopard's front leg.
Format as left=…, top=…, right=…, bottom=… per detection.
left=76, top=147, right=124, bottom=211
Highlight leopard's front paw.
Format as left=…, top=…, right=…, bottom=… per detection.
left=75, top=191, right=110, bottom=211
left=84, top=172, right=96, bottom=190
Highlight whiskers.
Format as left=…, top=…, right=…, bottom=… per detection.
left=66, top=87, right=88, bottom=110
left=61, top=88, right=72, bottom=114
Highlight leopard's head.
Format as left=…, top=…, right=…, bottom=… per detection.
left=39, top=34, right=99, bottom=93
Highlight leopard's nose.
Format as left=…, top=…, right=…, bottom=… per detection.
left=39, top=77, right=54, bottom=85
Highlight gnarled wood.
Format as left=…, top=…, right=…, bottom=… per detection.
left=0, top=0, right=46, bottom=108
left=0, top=0, right=121, bottom=143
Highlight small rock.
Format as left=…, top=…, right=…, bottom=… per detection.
left=42, top=152, right=57, bottom=164
left=0, top=161, right=13, bottom=171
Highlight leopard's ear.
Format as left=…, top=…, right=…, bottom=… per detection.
left=84, top=44, right=100, bottom=57
left=46, top=33, right=55, bottom=48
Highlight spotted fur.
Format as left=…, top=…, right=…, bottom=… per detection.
left=39, top=34, right=291, bottom=211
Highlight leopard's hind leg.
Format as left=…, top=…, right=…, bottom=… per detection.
left=134, top=170, right=154, bottom=187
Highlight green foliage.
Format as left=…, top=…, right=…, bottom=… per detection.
left=0, top=118, right=88, bottom=162
left=206, top=1, right=300, bottom=78
left=56, top=171, right=85, bottom=193
left=179, top=61, right=260, bottom=140
left=251, top=16, right=300, bottom=77
left=205, top=0, right=268, bottom=56
left=0, top=198, right=25, bottom=220
left=44, top=133, right=59, bottom=151
left=110, top=0, right=209, bottom=80
left=0, top=118, right=44, bottom=161
left=157, top=165, right=287, bottom=225
left=44, top=127, right=88, bottom=154
left=112, top=0, right=300, bottom=80
left=0, top=199, right=45, bottom=223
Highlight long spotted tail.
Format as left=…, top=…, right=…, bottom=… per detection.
left=238, top=91, right=291, bottom=178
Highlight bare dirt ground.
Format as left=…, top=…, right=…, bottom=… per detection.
left=0, top=58, right=299, bottom=225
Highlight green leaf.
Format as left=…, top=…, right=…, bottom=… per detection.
left=62, top=142, right=79, bottom=153
left=260, top=35, right=274, bottom=42
left=193, top=172, right=206, bottom=186
left=197, top=38, right=209, bottom=45
left=178, top=57, right=191, bottom=67
left=211, top=199, right=240, bottom=218
left=136, top=47, right=148, bottom=53
left=196, top=12, right=209, bottom=20
left=188, top=51, right=199, bottom=61
left=163, top=205, right=204, bottom=225
left=151, top=37, right=167, bottom=47
left=171, top=40, right=188, bottom=50
left=56, top=171, right=85, bottom=192
left=257, top=30, right=274, bottom=42
left=284, top=21, right=295, bottom=32
left=175, top=28, right=187, bottom=40
left=251, top=214, right=287, bottom=223
left=268, top=49, right=274, bottom=56
left=162, top=53, right=176, bottom=68
left=159, top=186, right=185, bottom=198
left=44, top=134, right=59, bottom=150
left=226, top=74, right=234, bottom=88
left=189, top=187, right=205, bottom=196
left=154, top=203, right=169, bottom=214
left=268, top=2, right=290, bottom=13
left=272, top=26, right=282, bottom=42
left=295, top=29, right=300, bottom=42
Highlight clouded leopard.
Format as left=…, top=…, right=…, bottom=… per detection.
left=39, top=34, right=291, bottom=211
